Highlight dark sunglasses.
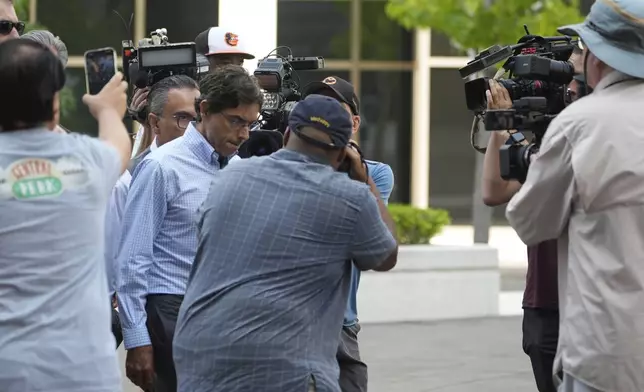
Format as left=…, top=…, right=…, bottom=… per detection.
left=0, top=20, right=25, bottom=35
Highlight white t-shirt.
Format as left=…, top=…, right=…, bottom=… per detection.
left=0, top=129, right=122, bottom=392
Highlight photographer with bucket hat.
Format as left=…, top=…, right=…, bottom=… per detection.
left=506, top=1, right=644, bottom=391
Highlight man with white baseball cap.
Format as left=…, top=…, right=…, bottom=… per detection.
left=506, top=1, right=644, bottom=391
left=195, top=26, right=255, bottom=69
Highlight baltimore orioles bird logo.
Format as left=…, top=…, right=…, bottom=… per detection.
left=225, top=32, right=239, bottom=47
left=323, top=77, right=337, bottom=85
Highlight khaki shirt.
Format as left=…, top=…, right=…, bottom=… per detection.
left=507, top=71, right=644, bottom=392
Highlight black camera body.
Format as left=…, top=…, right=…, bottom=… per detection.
left=237, top=53, right=324, bottom=158
left=485, top=97, right=557, bottom=183
left=122, top=29, right=198, bottom=123
left=460, top=26, right=577, bottom=182
left=122, top=29, right=197, bottom=89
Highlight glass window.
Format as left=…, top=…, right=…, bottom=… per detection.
left=360, top=71, right=412, bottom=203
left=293, top=69, right=351, bottom=92
left=39, top=0, right=134, bottom=56
left=429, top=68, right=478, bottom=223
left=430, top=32, right=468, bottom=57
left=360, top=0, right=412, bottom=61
left=277, top=0, right=351, bottom=60
left=61, top=68, right=132, bottom=136
left=147, top=0, right=218, bottom=43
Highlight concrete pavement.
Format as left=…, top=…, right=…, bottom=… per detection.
left=120, top=316, right=536, bottom=392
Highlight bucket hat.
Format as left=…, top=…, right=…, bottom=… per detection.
left=558, top=0, right=644, bottom=78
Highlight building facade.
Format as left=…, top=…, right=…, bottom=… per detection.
left=32, top=0, right=594, bottom=224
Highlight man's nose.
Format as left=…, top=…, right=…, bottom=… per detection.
left=239, top=126, right=250, bottom=141
left=10, top=28, right=19, bottom=38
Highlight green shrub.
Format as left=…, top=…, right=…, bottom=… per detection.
left=388, top=203, right=451, bottom=245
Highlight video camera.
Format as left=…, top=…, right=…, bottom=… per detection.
left=460, top=25, right=577, bottom=182
left=122, top=28, right=198, bottom=122
left=237, top=49, right=324, bottom=158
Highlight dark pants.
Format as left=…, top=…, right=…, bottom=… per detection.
left=336, top=323, right=368, bottom=392
left=112, top=307, right=123, bottom=348
left=146, top=294, right=184, bottom=392
left=523, top=308, right=560, bottom=392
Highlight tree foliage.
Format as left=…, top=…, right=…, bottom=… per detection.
left=385, top=0, right=584, bottom=52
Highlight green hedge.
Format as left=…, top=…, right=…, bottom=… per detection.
left=388, top=203, right=451, bottom=245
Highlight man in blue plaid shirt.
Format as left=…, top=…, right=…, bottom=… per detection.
left=173, top=94, right=399, bottom=392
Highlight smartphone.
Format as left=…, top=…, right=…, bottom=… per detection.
left=84, top=47, right=117, bottom=95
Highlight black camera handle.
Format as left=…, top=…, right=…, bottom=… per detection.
left=347, top=140, right=370, bottom=184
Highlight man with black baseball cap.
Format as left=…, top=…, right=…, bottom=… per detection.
left=303, top=77, right=395, bottom=392
left=173, top=94, right=398, bottom=392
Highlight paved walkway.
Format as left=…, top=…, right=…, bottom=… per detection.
left=120, top=316, right=535, bottom=392
left=360, top=317, right=535, bottom=392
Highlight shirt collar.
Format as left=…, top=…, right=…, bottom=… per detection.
left=594, top=71, right=638, bottom=92
left=272, top=148, right=330, bottom=165
left=183, top=122, right=215, bottom=165
left=150, top=138, right=158, bottom=151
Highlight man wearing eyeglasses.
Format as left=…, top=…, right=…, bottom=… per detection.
left=105, top=75, right=199, bottom=349
left=0, top=1, right=21, bottom=43
left=117, top=65, right=262, bottom=392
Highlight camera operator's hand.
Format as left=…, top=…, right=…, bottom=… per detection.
left=486, top=79, right=512, bottom=110
left=82, top=72, right=128, bottom=120
left=130, top=86, right=149, bottom=114
left=344, top=143, right=368, bottom=183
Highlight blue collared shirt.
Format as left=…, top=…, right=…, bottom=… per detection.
left=173, top=149, right=397, bottom=392
left=117, top=124, right=228, bottom=349
left=344, top=160, right=394, bottom=326
left=104, top=140, right=157, bottom=295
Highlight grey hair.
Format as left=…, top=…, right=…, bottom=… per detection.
left=21, top=30, right=68, bottom=67
left=147, top=75, right=199, bottom=116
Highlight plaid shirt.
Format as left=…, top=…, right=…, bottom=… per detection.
left=173, top=149, right=397, bottom=392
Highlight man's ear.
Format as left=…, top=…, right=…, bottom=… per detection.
left=199, top=100, right=209, bottom=120
left=148, top=113, right=160, bottom=135
left=283, top=127, right=291, bottom=146
left=352, top=115, right=361, bottom=135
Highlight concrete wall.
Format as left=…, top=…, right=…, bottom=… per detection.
left=358, top=245, right=500, bottom=323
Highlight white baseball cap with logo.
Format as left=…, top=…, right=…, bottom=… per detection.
left=195, top=27, right=255, bottom=60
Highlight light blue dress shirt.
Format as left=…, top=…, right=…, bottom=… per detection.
left=104, top=139, right=156, bottom=295
left=344, top=160, right=394, bottom=326
left=117, top=124, right=228, bottom=349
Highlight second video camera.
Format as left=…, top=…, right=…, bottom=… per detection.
left=122, top=28, right=197, bottom=90
left=460, top=26, right=578, bottom=182
left=237, top=51, right=324, bottom=158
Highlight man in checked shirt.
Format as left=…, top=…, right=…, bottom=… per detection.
left=173, top=94, right=399, bottom=392
left=117, top=65, right=263, bottom=392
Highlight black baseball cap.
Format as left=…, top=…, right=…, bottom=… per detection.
left=195, top=29, right=210, bottom=55
left=288, top=94, right=353, bottom=150
left=302, top=76, right=360, bottom=115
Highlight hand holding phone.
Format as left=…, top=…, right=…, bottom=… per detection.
left=84, top=47, right=118, bottom=95
left=82, top=72, right=128, bottom=120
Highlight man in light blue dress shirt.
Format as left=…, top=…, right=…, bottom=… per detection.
left=105, top=75, right=199, bottom=347
left=303, top=76, right=395, bottom=391
left=117, top=65, right=263, bottom=392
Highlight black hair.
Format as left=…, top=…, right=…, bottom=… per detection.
left=0, top=39, right=65, bottom=132
left=196, top=64, right=263, bottom=116
left=148, top=74, right=199, bottom=116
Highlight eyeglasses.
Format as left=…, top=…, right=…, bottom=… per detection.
left=0, top=21, right=25, bottom=36
left=220, top=112, right=261, bottom=131
left=173, top=114, right=196, bottom=130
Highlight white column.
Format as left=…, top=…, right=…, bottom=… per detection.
left=410, top=29, right=431, bottom=209
left=219, top=0, right=278, bottom=74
